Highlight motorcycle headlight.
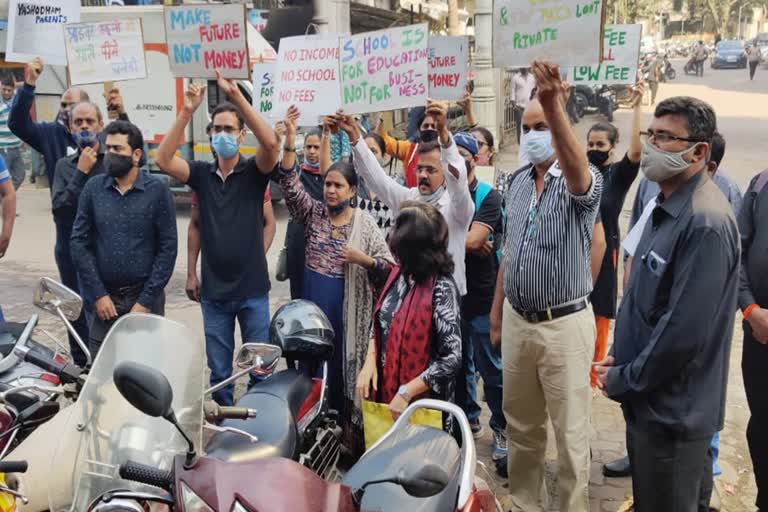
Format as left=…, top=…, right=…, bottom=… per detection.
left=181, top=482, right=215, bottom=512
left=232, top=502, right=252, bottom=512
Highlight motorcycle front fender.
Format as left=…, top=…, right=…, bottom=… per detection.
left=10, top=404, right=77, bottom=511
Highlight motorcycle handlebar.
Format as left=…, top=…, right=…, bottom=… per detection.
left=119, top=461, right=173, bottom=491
left=0, top=461, right=28, bottom=474
left=16, top=347, right=82, bottom=385
left=203, top=401, right=257, bottom=422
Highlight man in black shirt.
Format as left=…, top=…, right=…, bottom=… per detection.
left=453, top=132, right=506, bottom=460
left=737, top=167, right=768, bottom=511
left=155, top=74, right=280, bottom=406
left=595, top=97, right=739, bottom=511
left=71, top=121, right=177, bottom=354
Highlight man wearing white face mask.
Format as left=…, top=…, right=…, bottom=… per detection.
left=594, top=97, right=740, bottom=511
left=489, top=61, right=602, bottom=512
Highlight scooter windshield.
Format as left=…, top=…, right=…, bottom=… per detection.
left=47, top=314, right=205, bottom=511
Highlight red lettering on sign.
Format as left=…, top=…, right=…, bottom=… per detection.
left=199, top=23, right=241, bottom=43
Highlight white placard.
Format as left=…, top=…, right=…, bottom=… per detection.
left=493, top=0, right=604, bottom=68
left=428, top=36, right=469, bottom=101
left=164, top=4, right=250, bottom=79
left=339, top=24, right=429, bottom=115
left=274, top=34, right=341, bottom=126
left=5, top=0, right=81, bottom=65
left=64, top=20, right=147, bottom=86
left=571, top=24, right=641, bottom=85
left=252, top=62, right=275, bottom=117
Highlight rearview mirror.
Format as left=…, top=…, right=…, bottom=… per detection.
left=397, top=461, right=451, bottom=498
left=235, top=343, right=282, bottom=375
left=33, top=277, right=82, bottom=321
left=114, top=361, right=174, bottom=419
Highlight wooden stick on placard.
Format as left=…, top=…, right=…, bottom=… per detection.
left=104, top=81, right=118, bottom=119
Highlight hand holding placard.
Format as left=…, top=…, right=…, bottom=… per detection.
left=531, top=60, right=568, bottom=107
left=25, top=57, right=44, bottom=86
left=215, top=69, right=242, bottom=102
left=335, top=110, right=362, bottom=143
left=183, top=81, right=207, bottom=115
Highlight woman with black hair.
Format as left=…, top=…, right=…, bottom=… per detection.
left=587, top=83, right=644, bottom=389
left=357, top=200, right=462, bottom=432
left=279, top=106, right=393, bottom=455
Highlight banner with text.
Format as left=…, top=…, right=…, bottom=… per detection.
left=164, top=4, right=250, bottom=79
left=492, top=0, right=604, bottom=68
left=65, top=20, right=147, bottom=86
left=5, top=0, right=81, bottom=65
left=339, top=24, right=429, bottom=115
left=428, top=36, right=468, bottom=101
left=571, top=24, right=641, bottom=85
left=252, top=63, right=275, bottom=117
left=274, top=34, right=341, bottom=126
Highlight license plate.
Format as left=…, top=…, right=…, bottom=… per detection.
left=727, top=56, right=737, bottom=62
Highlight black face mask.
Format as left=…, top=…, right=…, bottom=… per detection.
left=587, top=149, right=611, bottom=168
left=420, top=129, right=439, bottom=143
left=105, top=153, right=134, bottom=178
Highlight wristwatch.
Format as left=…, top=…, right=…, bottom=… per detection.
left=397, top=384, right=411, bottom=402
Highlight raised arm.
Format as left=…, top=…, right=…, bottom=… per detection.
left=155, top=82, right=207, bottom=184
left=339, top=111, right=411, bottom=211
left=531, top=61, right=591, bottom=195
left=320, top=118, right=333, bottom=174
left=431, top=100, right=473, bottom=225
left=8, top=59, right=47, bottom=152
left=627, top=83, right=644, bottom=163
left=279, top=106, right=315, bottom=225
left=215, top=71, right=279, bottom=173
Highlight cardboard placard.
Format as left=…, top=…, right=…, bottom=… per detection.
left=339, top=24, right=429, bottom=115
left=428, top=36, right=469, bottom=101
left=64, top=19, right=147, bottom=86
left=571, top=24, right=641, bottom=85
left=493, top=0, right=604, bottom=68
left=5, top=0, right=81, bottom=65
left=274, top=33, right=341, bottom=126
left=252, top=62, right=275, bottom=117
left=164, top=4, right=250, bottom=79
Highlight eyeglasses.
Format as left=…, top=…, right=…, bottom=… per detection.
left=640, top=130, right=702, bottom=144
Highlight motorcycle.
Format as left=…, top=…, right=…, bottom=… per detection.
left=662, top=57, right=676, bottom=81
left=0, top=460, right=29, bottom=511
left=88, top=360, right=501, bottom=511
left=204, top=300, right=342, bottom=481
left=596, top=86, right=617, bottom=122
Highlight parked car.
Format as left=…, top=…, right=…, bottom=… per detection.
left=711, top=40, right=748, bottom=69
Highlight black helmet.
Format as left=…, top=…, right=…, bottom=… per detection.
left=269, top=300, right=335, bottom=361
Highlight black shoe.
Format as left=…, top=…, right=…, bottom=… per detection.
left=602, top=455, right=631, bottom=477
left=494, top=456, right=507, bottom=478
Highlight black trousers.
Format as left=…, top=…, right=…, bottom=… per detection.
left=743, top=326, right=768, bottom=510
left=749, top=61, right=759, bottom=80
left=89, top=284, right=165, bottom=356
left=625, top=417, right=713, bottom=512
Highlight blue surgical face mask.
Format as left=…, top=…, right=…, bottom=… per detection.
left=212, top=132, right=239, bottom=160
left=73, top=130, right=97, bottom=149
left=522, top=129, right=555, bottom=165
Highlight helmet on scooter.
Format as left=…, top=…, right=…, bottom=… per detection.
left=269, top=300, right=335, bottom=361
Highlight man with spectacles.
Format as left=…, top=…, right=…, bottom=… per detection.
left=8, top=57, right=128, bottom=366
left=155, top=74, right=281, bottom=406
left=489, top=61, right=602, bottom=512
left=594, top=96, right=739, bottom=511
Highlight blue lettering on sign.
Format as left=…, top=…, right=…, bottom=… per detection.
left=260, top=72, right=272, bottom=87
left=169, top=8, right=211, bottom=31
left=172, top=43, right=203, bottom=64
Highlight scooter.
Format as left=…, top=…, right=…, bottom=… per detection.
left=88, top=361, right=501, bottom=511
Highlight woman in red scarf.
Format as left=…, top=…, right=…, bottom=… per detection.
left=357, top=201, right=462, bottom=432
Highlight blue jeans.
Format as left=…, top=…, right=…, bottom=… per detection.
left=201, top=294, right=270, bottom=406
left=712, top=432, right=721, bottom=477
left=0, top=305, right=5, bottom=324
left=461, top=314, right=506, bottom=433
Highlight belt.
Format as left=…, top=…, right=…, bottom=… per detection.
left=513, top=298, right=589, bottom=324
left=107, top=282, right=145, bottom=296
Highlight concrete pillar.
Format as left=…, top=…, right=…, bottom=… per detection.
left=313, top=0, right=350, bottom=35
left=472, top=0, right=498, bottom=143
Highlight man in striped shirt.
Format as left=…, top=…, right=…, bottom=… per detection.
left=0, top=162, right=16, bottom=259
left=490, top=61, right=602, bottom=512
left=0, top=76, right=24, bottom=190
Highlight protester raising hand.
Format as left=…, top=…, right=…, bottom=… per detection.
left=334, top=110, right=361, bottom=142
left=215, top=69, right=242, bottom=102
left=183, top=81, right=207, bottom=114
left=531, top=60, right=569, bottom=107
left=281, top=105, right=300, bottom=170
left=24, top=57, right=44, bottom=86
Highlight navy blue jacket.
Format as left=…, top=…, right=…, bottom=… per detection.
left=8, top=83, right=75, bottom=189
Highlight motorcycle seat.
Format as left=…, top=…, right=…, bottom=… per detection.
left=342, top=424, right=462, bottom=512
left=205, top=369, right=313, bottom=463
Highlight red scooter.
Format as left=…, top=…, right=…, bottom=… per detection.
left=89, top=361, right=501, bottom=511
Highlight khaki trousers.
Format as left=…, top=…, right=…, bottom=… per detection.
left=502, top=300, right=595, bottom=512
